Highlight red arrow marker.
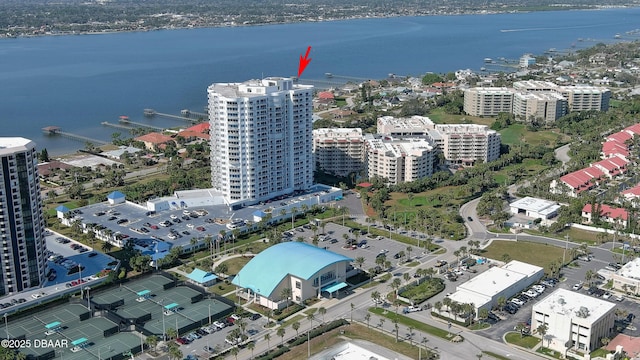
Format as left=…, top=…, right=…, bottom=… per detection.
left=298, top=46, right=312, bottom=78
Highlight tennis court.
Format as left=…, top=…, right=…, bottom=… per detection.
left=11, top=304, right=141, bottom=360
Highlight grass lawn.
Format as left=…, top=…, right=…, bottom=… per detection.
left=591, top=348, right=612, bottom=358
left=369, top=307, right=453, bottom=340
left=208, top=282, right=237, bottom=296
left=399, top=278, right=445, bottom=304
left=278, top=314, right=305, bottom=330
left=481, top=240, right=565, bottom=273
left=482, top=351, right=511, bottom=360
left=537, top=346, right=562, bottom=358
left=504, top=332, right=541, bottom=349
left=218, top=256, right=251, bottom=275
left=276, top=323, right=435, bottom=360
left=468, top=322, right=490, bottom=330
left=498, top=124, right=564, bottom=146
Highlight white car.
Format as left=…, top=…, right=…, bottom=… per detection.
left=170, top=214, right=178, bottom=219
left=572, top=283, right=583, bottom=291
left=187, top=223, right=195, bottom=229
left=510, top=298, right=525, bottom=307
left=603, top=292, right=612, bottom=299
left=213, top=321, right=226, bottom=329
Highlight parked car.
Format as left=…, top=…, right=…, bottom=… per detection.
left=250, top=313, right=262, bottom=321
left=572, top=283, right=583, bottom=291
left=510, top=298, right=525, bottom=307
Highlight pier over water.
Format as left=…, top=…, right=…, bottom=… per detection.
left=42, top=126, right=108, bottom=146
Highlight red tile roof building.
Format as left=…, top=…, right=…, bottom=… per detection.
left=582, top=203, right=628, bottom=227
left=134, top=132, right=175, bottom=152
left=552, top=123, right=638, bottom=197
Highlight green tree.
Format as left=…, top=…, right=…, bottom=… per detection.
left=318, top=307, right=327, bottom=324
left=277, top=327, right=286, bottom=346
left=247, top=341, right=255, bottom=359
left=537, top=324, right=549, bottom=347
left=364, top=313, right=371, bottom=329
left=264, top=333, right=271, bottom=351
left=280, top=287, right=292, bottom=310
left=292, top=321, right=300, bottom=337
left=145, top=334, right=158, bottom=352
left=355, top=256, right=365, bottom=269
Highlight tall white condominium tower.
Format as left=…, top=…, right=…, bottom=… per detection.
left=208, top=77, right=314, bottom=205
left=0, top=138, right=47, bottom=295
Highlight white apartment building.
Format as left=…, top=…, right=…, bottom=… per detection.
left=0, top=138, right=48, bottom=295
left=312, top=128, right=365, bottom=177
left=365, top=136, right=434, bottom=185
left=465, top=81, right=610, bottom=121
left=557, top=85, right=611, bottom=112
left=513, top=91, right=567, bottom=123
left=463, top=87, right=514, bottom=117
left=376, top=115, right=434, bottom=136
left=376, top=116, right=501, bottom=165
left=208, top=77, right=314, bottom=206
left=433, top=124, right=501, bottom=164
left=532, top=289, right=615, bottom=354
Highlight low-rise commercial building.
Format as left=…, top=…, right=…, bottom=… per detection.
left=532, top=288, right=615, bottom=354
left=444, top=260, right=544, bottom=320
left=610, top=257, right=640, bottom=295
left=509, top=197, right=561, bottom=219
left=232, top=242, right=354, bottom=310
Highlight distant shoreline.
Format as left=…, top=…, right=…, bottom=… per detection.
left=1, top=5, right=630, bottom=40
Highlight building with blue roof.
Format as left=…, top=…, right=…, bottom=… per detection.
left=107, top=191, right=126, bottom=205
left=187, top=268, right=218, bottom=287
left=232, top=242, right=353, bottom=310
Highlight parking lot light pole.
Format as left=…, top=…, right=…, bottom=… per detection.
left=4, top=313, right=8, bottom=339
left=562, top=235, right=569, bottom=266
left=208, top=303, right=211, bottom=324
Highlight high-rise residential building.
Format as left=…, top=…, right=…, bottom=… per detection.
left=312, top=128, right=365, bottom=177
left=208, top=77, right=314, bottom=205
left=433, top=124, right=502, bottom=164
left=465, top=81, right=610, bottom=121
left=365, top=136, right=434, bottom=185
left=376, top=116, right=501, bottom=165
left=0, top=138, right=47, bottom=295
left=463, top=87, right=515, bottom=117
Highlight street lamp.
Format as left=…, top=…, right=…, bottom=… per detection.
left=3, top=313, right=8, bottom=339
left=208, top=303, right=211, bottom=324
left=562, top=234, right=570, bottom=265
left=85, top=286, right=92, bottom=314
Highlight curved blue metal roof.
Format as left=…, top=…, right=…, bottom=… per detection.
left=231, top=242, right=352, bottom=298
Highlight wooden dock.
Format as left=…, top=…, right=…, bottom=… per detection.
left=143, top=108, right=199, bottom=123
left=118, top=118, right=164, bottom=131
left=42, top=126, right=107, bottom=145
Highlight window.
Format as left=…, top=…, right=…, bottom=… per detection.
left=295, top=281, right=301, bottom=289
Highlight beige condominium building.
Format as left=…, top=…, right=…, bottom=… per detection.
left=463, top=87, right=515, bottom=116
left=365, top=136, right=434, bottom=185
left=465, top=81, right=610, bottom=121
left=312, top=128, right=365, bottom=177
left=376, top=115, right=501, bottom=165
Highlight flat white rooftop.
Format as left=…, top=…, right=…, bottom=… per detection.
left=309, top=340, right=412, bottom=360
left=618, top=257, right=640, bottom=280
left=510, top=196, right=558, bottom=213
left=534, top=288, right=615, bottom=323
left=447, top=291, right=491, bottom=309
left=0, top=137, right=35, bottom=156
left=502, top=260, right=544, bottom=278
left=458, top=266, right=527, bottom=297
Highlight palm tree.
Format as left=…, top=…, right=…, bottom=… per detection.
left=364, top=313, right=371, bottom=329
left=247, top=341, right=255, bottom=359
left=537, top=324, right=549, bottom=347
left=403, top=272, right=411, bottom=284
left=145, top=334, right=158, bottom=353
left=277, top=327, right=286, bottom=346
left=434, top=301, right=443, bottom=313
left=168, top=344, right=182, bottom=360
left=318, top=307, right=327, bottom=324
left=264, top=333, right=271, bottom=352
left=102, top=241, right=113, bottom=253
left=280, top=287, right=292, bottom=310
left=290, top=206, right=298, bottom=229
left=497, top=296, right=506, bottom=311
left=166, top=327, right=177, bottom=340
left=355, top=257, right=365, bottom=269
left=390, top=278, right=402, bottom=298
left=584, top=269, right=595, bottom=286
left=407, top=325, right=414, bottom=345
left=515, top=322, right=527, bottom=338
left=393, top=318, right=399, bottom=343
left=230, top=346, right=239, bottom=360
left=371, top=291, right=381, bottom=307
left=292, top=321, right=300, bottom=337
left=406, top=246, right=413, bottom=260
